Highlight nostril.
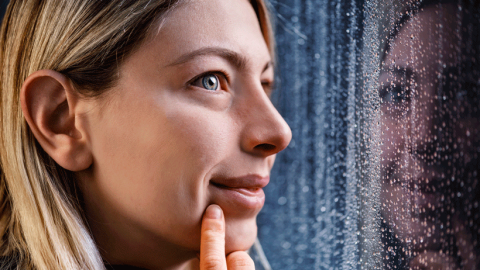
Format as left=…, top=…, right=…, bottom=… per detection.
left=254, top=143, right=276, bottom=152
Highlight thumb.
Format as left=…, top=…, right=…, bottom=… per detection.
left=200, top=204, right=227, bottom=270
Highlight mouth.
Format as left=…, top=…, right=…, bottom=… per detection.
left=384, top=176, right=449, bottom=225
left=209, top=175, right=269, bottom=210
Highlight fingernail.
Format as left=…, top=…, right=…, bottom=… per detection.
left=205, top=204, right=222, bottom=219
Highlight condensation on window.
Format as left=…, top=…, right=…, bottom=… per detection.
left=258, top=0, right=480, bottom=269
left=378, top=1, right=480, bottom=269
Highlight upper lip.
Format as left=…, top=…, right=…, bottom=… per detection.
left=210, top=174, right=270, bottom=189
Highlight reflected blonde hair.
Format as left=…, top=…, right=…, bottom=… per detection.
left=0, top=0, right=274, bottom=269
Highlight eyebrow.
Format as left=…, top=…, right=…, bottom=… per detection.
left=166, top=47, right=248, bottom=69
left=166, top=46, right=273, bottom=73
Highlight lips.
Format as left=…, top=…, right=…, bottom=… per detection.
left=210, top=174, right=269, bottom=189
left=209, top=175, right=269, bottom=210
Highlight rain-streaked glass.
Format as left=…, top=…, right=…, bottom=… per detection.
left=259, top=0, right=480, bottom=269
left=378, top=1, right=480, bottom=269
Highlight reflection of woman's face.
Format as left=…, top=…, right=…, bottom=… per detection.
left=75, top=0, right=291, bottom=267
left=379, top=4, right=479, bottom=252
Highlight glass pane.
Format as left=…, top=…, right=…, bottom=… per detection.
left=258, top=0, right=366, bottom=268
left=259, top=0, right=480, bottom=269
left=378, top=1, right=480, bottom=269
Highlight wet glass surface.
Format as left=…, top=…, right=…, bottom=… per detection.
left=259, top=0, right=367, bottom=268
left=260, top=0, right=480, bottom=269
left=378, top=1, right=480, bottom=269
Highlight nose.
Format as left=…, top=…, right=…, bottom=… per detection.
left=239, top=89, right=292, bottom=157
left=408, top=97, right=452, bottom=165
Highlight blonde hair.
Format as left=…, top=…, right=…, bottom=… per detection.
left=0, top=1, right=274, bottom=269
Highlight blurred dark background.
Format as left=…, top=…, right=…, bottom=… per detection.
left=0, top=1, right=7, bottom=22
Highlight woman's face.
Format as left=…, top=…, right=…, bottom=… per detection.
left=76, top=0, right=291, bottom=266
left=379, top=4, right=480, bottom=252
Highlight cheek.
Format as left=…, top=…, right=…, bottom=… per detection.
left=162, top=87, right=240, bottom=161
left=87, top=102, right=200, bottom=225
left=164, top=105, right=235, bottom=165
left=380, top=115, right=404, bottom=163
left=91, top=90, right=235, bottom=189
left=454, top=120, right=480, bottom=161
left=85, top=91, right=239, bottom=247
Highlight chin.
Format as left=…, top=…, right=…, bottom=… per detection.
left=224, top=217, right=258, bottom=254
left=397, top=220, right=444, bottom=251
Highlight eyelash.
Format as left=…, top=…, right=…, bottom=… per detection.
left=187, top=70, right=275, bottom=95
left=261, top=80, right=274, bottom=95
left=379, top=84, right=408, bottom=103
left=188, top=70, right=230, bottom=91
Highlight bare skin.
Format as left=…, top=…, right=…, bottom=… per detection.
left=199, top=205, right=255, bottom=270
left=20, top=0, right=291, bottom=269
left=380, top=4, right=479, bottom=269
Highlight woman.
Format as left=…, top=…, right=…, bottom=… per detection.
left=0, top=0, right=292, bottom=269
left=379, top=0, right=480, bottom=268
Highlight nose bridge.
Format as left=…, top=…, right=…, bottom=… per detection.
left=239, top=84, right=292, bottom=156
left=408, top=93, right=450, bottom=162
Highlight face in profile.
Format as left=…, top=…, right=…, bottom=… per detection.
left=74, top=0, right=291, bottom=267
left=379, top=2, right=480, bottom=266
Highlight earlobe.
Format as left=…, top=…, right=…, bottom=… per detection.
left=20, top=69, right=93, bottom=171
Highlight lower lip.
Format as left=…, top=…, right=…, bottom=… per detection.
left=210, top=184, right=265, bottom=209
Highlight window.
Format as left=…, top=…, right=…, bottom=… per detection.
left=259, top=0, right=480, bottom=269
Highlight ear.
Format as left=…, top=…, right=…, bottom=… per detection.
left=20, top=69, right=92, bottom=171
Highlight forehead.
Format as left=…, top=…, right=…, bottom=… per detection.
left=385, top=4, right=460, bottom=70
left=146, top=0, right=270, bottom=67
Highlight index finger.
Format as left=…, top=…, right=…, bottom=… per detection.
left=200, top=204, right=227, bottom=270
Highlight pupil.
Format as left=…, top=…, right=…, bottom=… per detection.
left=203, top=75, right=217, bottom=90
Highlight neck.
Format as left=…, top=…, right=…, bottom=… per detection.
left=98, top=231, right=197, bottom=270
left=86, top=209, right=198, bottom=270
left=78, top=172, right=199, bottom=270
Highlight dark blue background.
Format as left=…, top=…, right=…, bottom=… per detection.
left=0, top=0, right=7, bottom=22
left=259, top=1, right=365, bottom=269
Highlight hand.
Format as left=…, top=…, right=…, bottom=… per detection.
left=200, top=204, right=255, bottom=270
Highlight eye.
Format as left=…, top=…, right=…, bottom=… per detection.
left=192, top=73, right=220, bottom=91
left=379, top=80, right=412, bottom=118
left=262, top=80, right=274, bottom=96
left=202, top=74, right=219, bottom=91
left=379, top=83, right=409, bottom=104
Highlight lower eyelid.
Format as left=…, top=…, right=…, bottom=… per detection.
left=188, top=72, right=230, bottom=92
